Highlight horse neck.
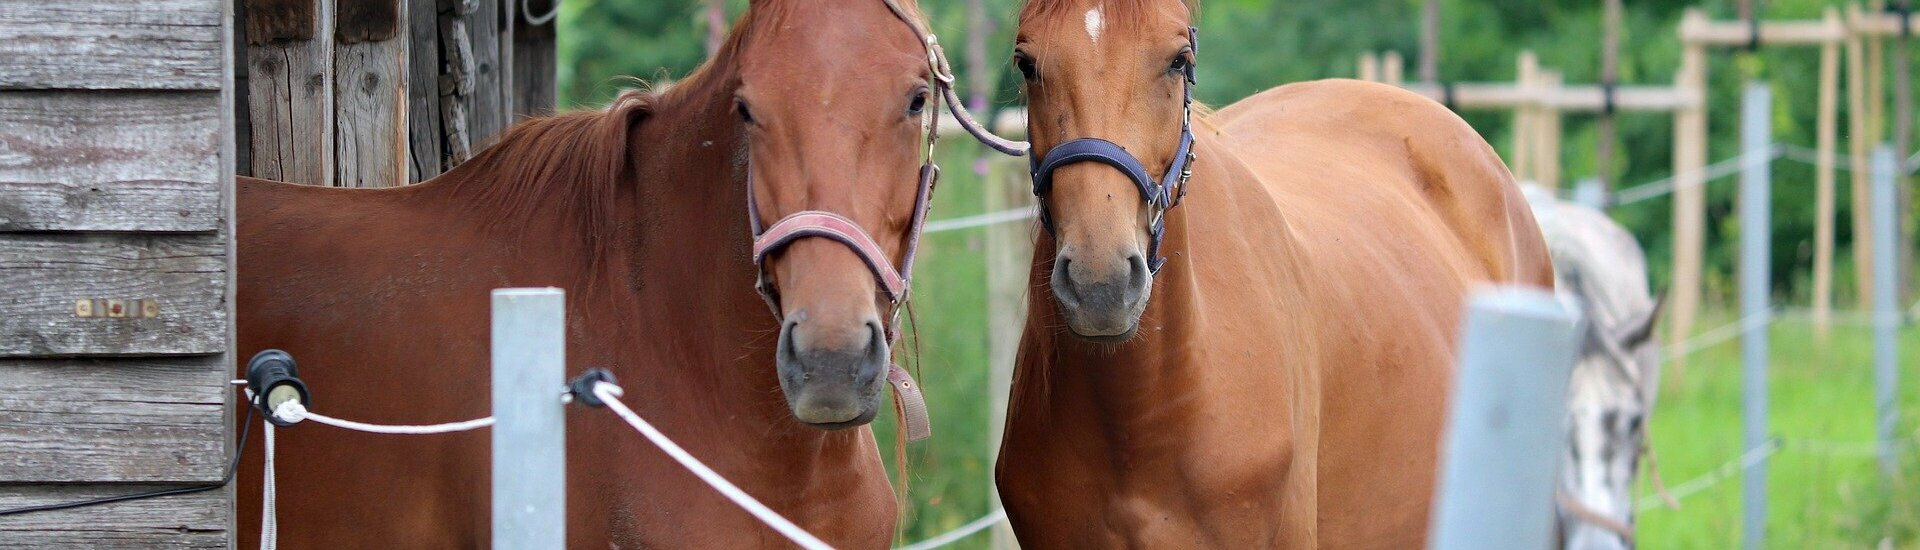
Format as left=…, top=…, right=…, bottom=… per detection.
left=1016, top=133, right=1309, bottom=445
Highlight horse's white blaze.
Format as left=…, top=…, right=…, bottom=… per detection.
left=1084, top=7, right=1103, bottom=45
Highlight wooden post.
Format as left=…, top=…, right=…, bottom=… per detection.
left=1536, top=70, right=1563, bottom=190
left=463, top=0, right=506, bottom=146
left=1358, top=52, right=1380, bottom=83
left=1814, top=8, right=1843, bottom=342
left=334, top=0, right=410, bottom=188
left=1419, top=0, right=1439, bottom=84
left=1383, top=51, right=1404, bottom=87
left=1597, top=0, right=1622, bottom=194
left=1512, top=51, right=1538, bottom=184
left=247, top=0, right=337, bottom=185
left=983, top=157, right=1034, bottom=550
left=1671, top=9, right=1710, bottom=367
left=512, top=0, right=559, bottom=116
left=405, top=0, right=445, bottom=181
left=1849, top=4, right=1877, bottom=311
left=1891, top=1, right=1913, bottom=303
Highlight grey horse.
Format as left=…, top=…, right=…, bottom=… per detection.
left=1523, top=186, right=1663, bottom=550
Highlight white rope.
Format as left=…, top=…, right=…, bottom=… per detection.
left=1662, top=307, right=1772, bottom=363
left=894, top=509, right=1008, bottom=550
left=270, top=401, right=495, bottom=434
left=1636, top=439, right=1779, bottom=512
left=591, top=382, right=835, bottom=550
left=262, top=423, right=279, bottom=550
left=923, top=206, right=1037, bottom=233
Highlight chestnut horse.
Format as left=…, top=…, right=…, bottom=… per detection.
left=235, top=1, right=1008, bottom=546
left=995, top=1, right=1555, bottom=547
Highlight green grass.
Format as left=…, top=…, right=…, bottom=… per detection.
left=877, top=142, right=1920, bottom=549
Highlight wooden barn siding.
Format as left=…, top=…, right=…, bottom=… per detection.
left=0, top=0, right=235, bottom=543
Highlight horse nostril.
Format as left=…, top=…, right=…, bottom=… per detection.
left=1127, top=254, right=1148, bottom=288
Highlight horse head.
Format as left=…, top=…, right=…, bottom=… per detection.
left=1016, top=0, right=1198, bottom=341
left=738, top=0, right=971, bottom=429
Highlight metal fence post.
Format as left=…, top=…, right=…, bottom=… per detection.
left=1427, top=286, right=1582, bottom=550
left=492, top=288, right=567, bottom=548
left=1738, top=81, right=1772, bottom=550
left=1871, top=146, right=1901, bottom=477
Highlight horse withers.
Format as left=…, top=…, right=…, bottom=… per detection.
left=1525, top=187, right=1663, bottom=550
left=236, top=1, right=1006, bottom=546
left=996, top=0, right=1556, bottom=547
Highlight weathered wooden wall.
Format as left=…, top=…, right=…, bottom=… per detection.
left=0, top=0, right=237, bottom=546
left=236, top=0, right=557, bottom=186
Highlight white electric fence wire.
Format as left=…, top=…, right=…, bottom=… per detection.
left=591, top=382, right=835, bottom=550
left=1662, top=308, right=1772, bottom=363
left=1636, top=439, right=1780, bottom=513
left=270, top=401, right=495, bottom=434
left=923, top=206, right=1038, bottom=233
left=894, top=509, right=1009, bottom=550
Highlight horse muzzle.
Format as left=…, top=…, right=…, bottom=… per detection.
left=1051, top=250, right=1152, bottom=341
left=775, top=313, right=887, bottom=428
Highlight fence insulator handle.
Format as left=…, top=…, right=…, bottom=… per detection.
left=247, top=349, right=310, bottom=426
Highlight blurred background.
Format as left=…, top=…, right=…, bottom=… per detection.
left=553, top=1, right=1919, bottom=547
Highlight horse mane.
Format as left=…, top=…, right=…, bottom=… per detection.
left=440, top=88, right=657, bottom=271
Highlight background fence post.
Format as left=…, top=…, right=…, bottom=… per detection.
left=1871, top=146, right=1900, bottom=477
left=984, top=157, right=1034, bottom=549
left=1427, top=286, right=1582, bottom=550
left=1738, top=81, right=1771, bottom=550
left=492, top=288, right=566, bottom=548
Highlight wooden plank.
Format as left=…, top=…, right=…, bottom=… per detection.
left=247, top=0, right=335, bottom=185
left=406, top=0, right=445, bottom=181
left=1681, top=18, right=1847, bottom=46
left=438, top=0, right=475, bottom=167
left=511, top=0, right=558, bottom=117
left=0, top=234, right=226, bottom=357
left=1848, top=5, right=1876, bottom=311
left=0, top=357, right=229, bottom=483
left=0, top=92, right=222, bottom=232
left=334, top=0, right=411, bottom=188
left=1848, top=10, right=1920, bottom=36
left=0, top=484, right=226, bottom=548
left=1669, top=16, right=1708, bottom=369
left=0, top=0, right=223, bottom=91
left=465, top=0, right=507, bottom=145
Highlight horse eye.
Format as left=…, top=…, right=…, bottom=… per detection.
left=735, top=99, right=755, bottom=125
left=1169, top=54, right=1190, bottom=74
left=907, top=91, right=928, bottom=116
left=1014, top=53, right=1037, bottom=81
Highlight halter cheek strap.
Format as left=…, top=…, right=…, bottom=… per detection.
left=1028, top=27, right=1199, bottom=273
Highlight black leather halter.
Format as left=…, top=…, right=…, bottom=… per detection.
left=1028, top=27, right=1199, bottom=273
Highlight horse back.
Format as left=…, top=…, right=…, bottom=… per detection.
left=1211, top=79, right=1554, bottom=290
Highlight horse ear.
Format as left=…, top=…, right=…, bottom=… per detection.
left=1613, top=291, right=1664, bottom=348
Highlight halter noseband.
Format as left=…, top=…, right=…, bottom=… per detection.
left=1029, top=27, right=1199, bottom=274
left=742, top=0, right=1029, bottom=441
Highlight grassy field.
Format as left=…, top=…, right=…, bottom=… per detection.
left=876, top=142, right=1920, bottom=549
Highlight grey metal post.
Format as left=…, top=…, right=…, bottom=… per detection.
left=1427, top=287, right=1582, bottom=550
left=1738, top=81, right=1772, bottom=550
left=1872, top=147, right=1901, bottom=477
left=492, top=288, right=567, bottom=548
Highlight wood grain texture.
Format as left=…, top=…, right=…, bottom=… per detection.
left=511, top=0, right=556, bottom=117
left=0, top=92, right=222, bottom=232
left=334, top=0, right=411, bottom=188
left=406, top=0, right=445, bottom=181
left=0, top=357, right=229, bottom=483
left=437, top=0, right=475, bottom=166
left=245, top=0, right=318, bottom=44
left=464, top=0, right=506, bottom=144
left=336, top=0, right=401, bottom=43
left=0, top=0, right=223, bottom=91
left=0, top=484, right=227, bottom=548
left=246, top=0, right=335, bottom=185
left=0, top=234, right=226, bottom=357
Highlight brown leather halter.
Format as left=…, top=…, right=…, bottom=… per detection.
left=744, top=0, right=1029, bottom=441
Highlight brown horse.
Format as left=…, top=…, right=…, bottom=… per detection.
left=995, top=1, right=1555, bottom=547
left=235, top=1, right=995, bottom=546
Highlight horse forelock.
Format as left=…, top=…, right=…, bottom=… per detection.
left=1019, top=0, right=1198, bottom=25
